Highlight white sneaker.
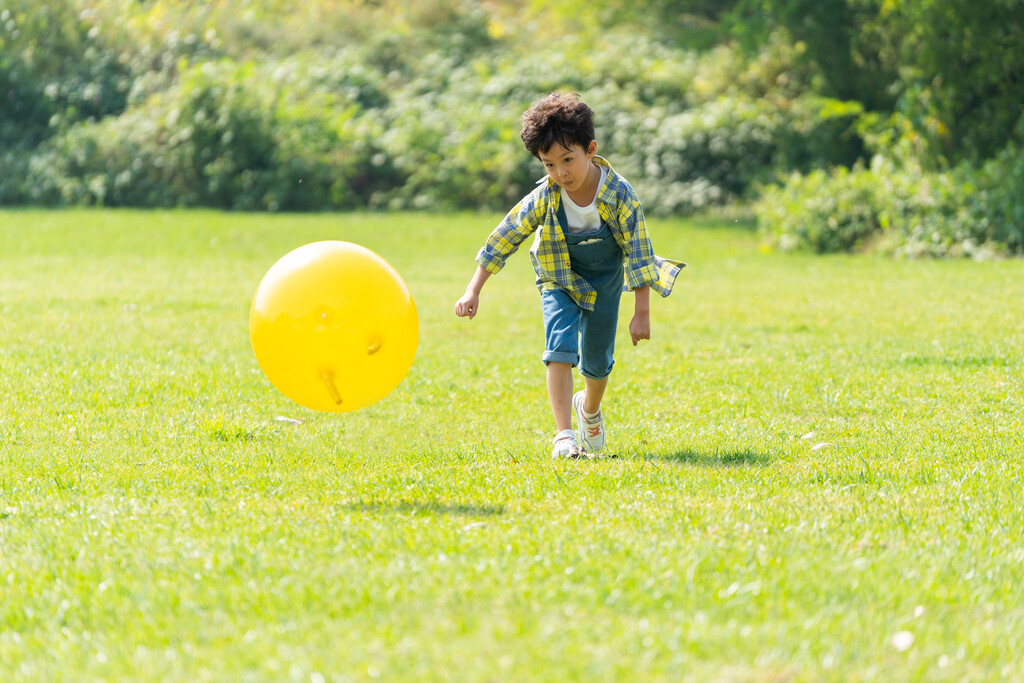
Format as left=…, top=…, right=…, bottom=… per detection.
left=551, top=429, right=582, bottom=459
left=573, top=390, right=605, bottom=453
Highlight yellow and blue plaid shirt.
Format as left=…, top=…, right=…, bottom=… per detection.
left=476, top=156, right=684, bottom=311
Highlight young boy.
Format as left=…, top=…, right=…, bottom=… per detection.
left=454, top=92, right=683, bottom=458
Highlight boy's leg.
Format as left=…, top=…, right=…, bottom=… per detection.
left=574, top=375, right=607, bottom=453
left=546, top=362, right=574, bottom=433
left=578, top=300, right=618, bottom=397
left=576, top=290, right=619, bottom=453
left=581, top=375, right=608, bottom=414
left=541, top=288, right=582, bottom=454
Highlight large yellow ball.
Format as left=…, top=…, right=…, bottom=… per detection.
left=249, top=241, right=418, bottom=413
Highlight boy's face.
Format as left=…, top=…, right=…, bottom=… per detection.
left=538, top=140, right=598, bottom=194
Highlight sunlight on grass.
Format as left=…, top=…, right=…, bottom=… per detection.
left=2, top=209, right=1023, bottom=681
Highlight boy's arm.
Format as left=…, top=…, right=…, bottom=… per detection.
left=629, top=285, right=651, bottom=346
left=457, top=191, right=545, bottom=320
left=454, top=265, right=491, bottom=319
left=477, top=195, right=544, bottom=275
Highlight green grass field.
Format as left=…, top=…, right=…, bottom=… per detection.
left=2, top=209, right=1023, bottom=682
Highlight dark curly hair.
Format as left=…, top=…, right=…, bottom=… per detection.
left=520, top=92, right=595, bottom=158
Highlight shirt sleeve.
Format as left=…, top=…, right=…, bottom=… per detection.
left=476, top=191, right=544, bottom=274
left=619, top=193, right=661, bottom=291
left=618, top=190, right=684, bottom=296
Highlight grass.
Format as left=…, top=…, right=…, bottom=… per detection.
left=1, top=208, right=1023, bottom=682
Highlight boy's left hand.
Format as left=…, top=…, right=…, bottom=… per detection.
left=629, top=313, right=651, bottom=346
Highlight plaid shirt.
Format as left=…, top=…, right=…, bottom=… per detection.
left=476, top=156, right=684, bottom=311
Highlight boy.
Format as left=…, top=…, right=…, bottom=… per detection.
left=454, top=92, right=683, bottom=458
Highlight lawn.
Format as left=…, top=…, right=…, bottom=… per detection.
left=1, top=209, right=1023, bottom=682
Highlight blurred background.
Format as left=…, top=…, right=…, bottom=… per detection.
left=1, top=0, right=1021, bottom=256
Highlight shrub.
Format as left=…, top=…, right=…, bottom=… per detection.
left=964, top=137, right=1024, bottom=254
left=0, top=0, right=134, bottom=148
left=0, top=147, right=32, bottom=204
left=3, top=1, right=872, bottom=215
left=607, top=93, right=862, bottom=216
left=26, top=54, right=395, bottom=210
left=756, top=142, right=1024, bottom=258
left=755, top=165, right=879, bottom=253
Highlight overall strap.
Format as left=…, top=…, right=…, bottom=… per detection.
left=555, top=196, right=569, bottom=234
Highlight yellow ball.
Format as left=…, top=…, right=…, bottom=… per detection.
left=249, top=241, right=418, bottom=413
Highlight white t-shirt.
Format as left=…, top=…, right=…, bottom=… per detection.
left=560, top=165, right=609, bottom=234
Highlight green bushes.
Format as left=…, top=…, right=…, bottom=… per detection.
left=729, top=0, right=1024, bottom=258
left=366, top=30, right=861, bottom=215
left=25, top=55, right=395, bottom=210
left=613, top=94, right=862, bottom=215
left=757, top=142, right=1024, bottom=258
left=0, top=0, right=133, bottom=148
left=964, top=139, right=1024, bottom=255
left=6, top=7, right=854, bottom=216
left=727, top=0, right=1024, bottom=164
left=756, top=166, right=879, bottom=254
left=3, top=0, right=1022, bottom=258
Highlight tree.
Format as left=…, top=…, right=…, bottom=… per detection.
left=727, top=0, right=1024, bottom=163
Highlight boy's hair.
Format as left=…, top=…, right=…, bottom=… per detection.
left=520, top=92, right=595, bottom=158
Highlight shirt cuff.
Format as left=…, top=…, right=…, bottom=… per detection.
left=476, top=247, right=506, bottom=274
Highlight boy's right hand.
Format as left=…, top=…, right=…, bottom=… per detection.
left=456, top=265, right=491, bottom=320
left=454, top=291, right=480, bottom=319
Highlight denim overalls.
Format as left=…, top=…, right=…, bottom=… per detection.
left=540, top=201, right=625, bottom=380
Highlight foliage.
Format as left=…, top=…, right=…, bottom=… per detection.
left=1, top=0, right=1022, bottom=255
left=371, top=30, right=858, bottom=213
left=883, top=0, right=1024, bottom=164
left=964, top=135, right=1024, bottom=255
left=727, top=0, right=1024, bottom=164
left=728, top=0, right=895, bottom=112
left=734, top=0, right=1024, bottom=256
left=756, top=165, right=880, bottom=254
left=618, top=94, right=863, bottom=214
left=25, top=54, right=395, bottom=210
left=522, top=0, right=739, bottom=46
left=0, top=0, right=133, bottom=148
left=757, top=146, right=1024, bottom=258
left=4, top=5, right=854, bottom=215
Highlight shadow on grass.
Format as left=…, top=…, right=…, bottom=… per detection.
left=343, top=500, right=506, bottom=517
left=647, top=449, right=771, bottom=468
